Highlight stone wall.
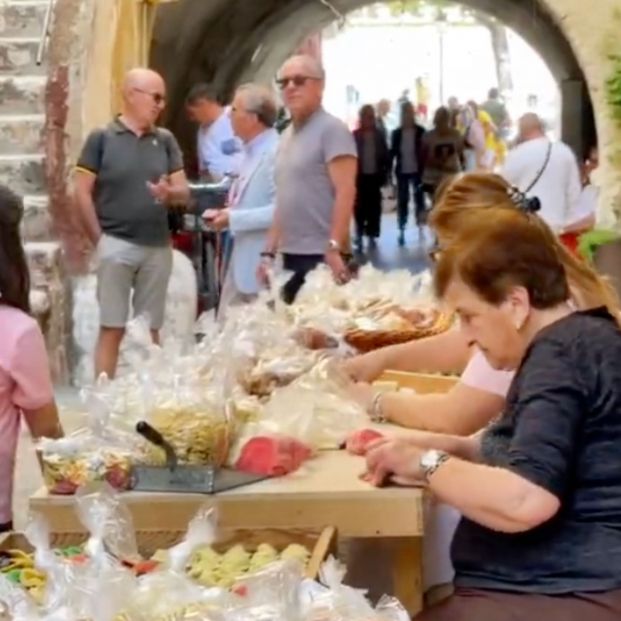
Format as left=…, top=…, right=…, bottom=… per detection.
left=543, top=0, right=621, bottom=226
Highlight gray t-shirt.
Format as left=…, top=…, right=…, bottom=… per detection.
left=275, top=108, right=357, bottom=255
left=77, top=119, right=184, bottom=246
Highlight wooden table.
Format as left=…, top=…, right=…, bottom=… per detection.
left=30, top=450, right=426, bottom=615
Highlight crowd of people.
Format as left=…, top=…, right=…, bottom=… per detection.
left=1, top=53, right=621, bottom=620
left=350, top=86, right=598, bottom=252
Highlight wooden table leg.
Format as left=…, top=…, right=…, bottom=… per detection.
left=392, top=536, right=424, bottom=618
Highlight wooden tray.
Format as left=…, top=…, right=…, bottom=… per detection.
left=0, top=525, right=336, bottom=580
left=377, top=371, right=459, bottom=394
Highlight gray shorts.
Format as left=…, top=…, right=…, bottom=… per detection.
left=96, top=234, right=173, bottom=330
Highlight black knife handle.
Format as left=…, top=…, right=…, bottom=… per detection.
left=136, top=421, right=178, bottom=470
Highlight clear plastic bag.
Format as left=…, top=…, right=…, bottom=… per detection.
left=224, top=560, right=304, bottom=621
left=236, top=360, right=367, bottom=451
left=125, top=507, right=228, bottom=621
left=37, top=391, right=139, bottom=495
left=302, top=556, right=375, bottom=621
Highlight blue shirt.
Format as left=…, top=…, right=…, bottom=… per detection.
left=197, top=108, right=243, bottom=179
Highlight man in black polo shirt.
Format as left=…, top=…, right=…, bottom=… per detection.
left=74, top=68, right=189, bottom=379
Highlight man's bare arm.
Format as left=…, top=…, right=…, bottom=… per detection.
left=327, top=155, right=357, bottom=246
left=73, top=170, right=101, bottom=245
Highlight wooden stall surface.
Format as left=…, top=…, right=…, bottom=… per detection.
left=377, top=371, right=459, bottom=394
left=27, top=369, right=461, bottom=614
left=30, top=450, right=425, bottom=614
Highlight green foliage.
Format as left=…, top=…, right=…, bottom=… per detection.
left=606, top=54, right=621, bottom=122
left=387, top=0, right=453, bottom=17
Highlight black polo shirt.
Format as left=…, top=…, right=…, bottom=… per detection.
left=76, top=118, right=184, bottom=246
left=452, top=308, right=621, bottom=594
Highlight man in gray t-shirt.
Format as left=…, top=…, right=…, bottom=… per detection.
left=74, top=68, right=189, bottom=380
left=260, top=55, right=357, bottom=304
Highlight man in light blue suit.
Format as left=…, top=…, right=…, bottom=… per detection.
left=203, top=84, right=278, bottom=310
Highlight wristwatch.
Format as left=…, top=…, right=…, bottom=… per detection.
left=327, top=239, right=341, bottom=253
left=419, top=450, right=450, bottom=482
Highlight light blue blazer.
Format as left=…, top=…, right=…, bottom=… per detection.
left=228, top=129, right=278, bottom=295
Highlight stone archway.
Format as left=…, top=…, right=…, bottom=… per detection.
left=151, top=0, right=595, bottom=167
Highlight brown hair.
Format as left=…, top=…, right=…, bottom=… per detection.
left=0, top=185, right=30, bottom=313
left=434, top=212, right=570, bottom=308
left=430, top=173, right=621, bottom=319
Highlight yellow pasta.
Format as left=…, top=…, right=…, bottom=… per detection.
left=140, top=407, right=231, bottom=467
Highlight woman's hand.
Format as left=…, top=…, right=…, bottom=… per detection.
left=342, top=350, right=388, bottom=383
left=365, top=438, right=426, bottom=487
left=347, top=381, right=376, bottom=414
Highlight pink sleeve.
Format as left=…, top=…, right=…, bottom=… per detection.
left=460, top=350, right=514, bottom=398
left=11, top=323, right=54, bottom=411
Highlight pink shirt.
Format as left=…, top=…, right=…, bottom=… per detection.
left=460, top=350, right=514, bottom=397
left=0, top=306, right=53, bottom=522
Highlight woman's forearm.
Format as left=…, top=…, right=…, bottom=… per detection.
left=380, top=329, right=470, bottom=375
left=429, top=458, right=559, bottom=533
left=381, top=383, right=504, bottom=435
left=400, top=429, right=481, bottom=461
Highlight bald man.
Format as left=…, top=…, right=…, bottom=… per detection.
left=260, top=54, right=358, bottom=303
left=74, top=67, right=189, bottom=379
left=503, top=113, right=581, bottom=237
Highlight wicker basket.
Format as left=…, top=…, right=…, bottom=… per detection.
left=344, top=312, right=454, bottom=353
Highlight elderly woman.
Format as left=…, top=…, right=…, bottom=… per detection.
left=345, top=173, right=619, bottom=435
left=366, top=214, right=621, bottom=619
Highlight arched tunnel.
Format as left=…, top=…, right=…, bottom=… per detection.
left=150, top=0, right=596, bottom=165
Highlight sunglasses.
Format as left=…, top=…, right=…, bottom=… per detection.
left=276, top=75, right=321, bottom=90
left=134, top=88, right=166, bottom=105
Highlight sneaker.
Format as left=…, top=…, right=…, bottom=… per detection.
left=398, top=230, right=405, bottom=247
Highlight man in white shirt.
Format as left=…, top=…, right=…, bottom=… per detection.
left=186, top=83, right=243, bottom=180
left=503, top=113, right=581, bottom=234
left=203, top=84, right=278, bottom=310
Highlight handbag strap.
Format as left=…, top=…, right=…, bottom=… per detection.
left=525, top=141, right=552, bottom=194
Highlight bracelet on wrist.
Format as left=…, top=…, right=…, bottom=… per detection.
left=369, top=392, right=387, bottom=423
left=260, top=251, right=276, bottom=259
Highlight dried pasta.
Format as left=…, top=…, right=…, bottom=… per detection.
left=140, top=407, right=231, bottom=467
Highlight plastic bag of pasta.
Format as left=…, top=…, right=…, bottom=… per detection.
left=38, top=394, right=139, bottom=497
left=125, top=507, right=229, bottom=621
left=224, top=560, right=304, bottom=621
left=137, top=395, right=232, bottom=467
left=300, top=556, right=374, bottom=621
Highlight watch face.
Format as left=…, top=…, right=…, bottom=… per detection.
left=421, top=450, right=441, bottom=470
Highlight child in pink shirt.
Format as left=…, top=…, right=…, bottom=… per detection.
left=0, top=185, right=62, bottom=531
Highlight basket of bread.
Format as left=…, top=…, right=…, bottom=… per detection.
left=343, top=301, right=454, bottom=353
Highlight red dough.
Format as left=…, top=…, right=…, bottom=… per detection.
left=346, top=429, right=385, bottom=456
left=235, top=436, right=313, bottom=476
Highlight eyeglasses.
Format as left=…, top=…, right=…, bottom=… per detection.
left=276, top=75, right=321, bottom=90
left=134, top=88, right=166, bottom=105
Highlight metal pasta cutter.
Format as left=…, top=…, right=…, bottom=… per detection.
left=131, top=421, right=268, bottom=494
